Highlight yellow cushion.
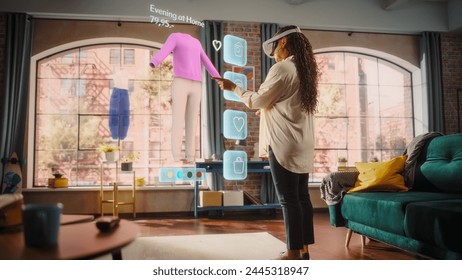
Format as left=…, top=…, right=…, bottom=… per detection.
left=348, top=155, right=408, bottom=193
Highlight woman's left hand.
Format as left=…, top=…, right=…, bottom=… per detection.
left=212, top=77, right=237, bottom=91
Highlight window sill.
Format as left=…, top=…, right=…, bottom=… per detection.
left=24, top=184, right=204, bottom=192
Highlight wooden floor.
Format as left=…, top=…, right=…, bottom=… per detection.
left=127, top=209, right=418, bottom=260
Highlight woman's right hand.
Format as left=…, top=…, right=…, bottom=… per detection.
left=212, top=77, right=237, bottom=91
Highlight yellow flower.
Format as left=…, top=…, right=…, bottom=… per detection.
left=120, top=152, right=141, bottom=162
left=96, top=143, right=119, bottom=153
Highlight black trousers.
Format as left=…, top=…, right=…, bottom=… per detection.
left=269, top=148, right=315, bottom=250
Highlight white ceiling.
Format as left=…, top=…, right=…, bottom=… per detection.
left=0, top=0, right=461, bottom=34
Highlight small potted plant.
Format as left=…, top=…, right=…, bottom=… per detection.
left=97, top=143, right=118, bottom=162
left=369, top=155, right=379, bottom=162
left=120, top=152, right=140, bottom=171
left=337, top=156, right=348, bottom=167
left=135, top=177, right=146, bottom=187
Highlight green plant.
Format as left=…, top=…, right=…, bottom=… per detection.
left=96, top=143, right=118, bottom=153
left=338, top=157, right=347, bottom=163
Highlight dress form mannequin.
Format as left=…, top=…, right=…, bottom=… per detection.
left=150, top=33, right=220, bottom=163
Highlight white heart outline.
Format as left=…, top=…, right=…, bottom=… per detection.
left=212, top=40, right=222, bottom=51
left=233, top=116, right=245, bottom=132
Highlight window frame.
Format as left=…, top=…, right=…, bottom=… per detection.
left=311, top=47, right=424, bottom=182
left=27, top=38, right=174, bottom=188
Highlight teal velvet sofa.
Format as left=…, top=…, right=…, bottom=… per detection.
left=326, top=133, right=462, bottom=259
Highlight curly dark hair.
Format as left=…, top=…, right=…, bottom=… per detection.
left=276, top=25, right=319, bottom=114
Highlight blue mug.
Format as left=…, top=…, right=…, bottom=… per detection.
left=22, top=203, right=63, bottom=247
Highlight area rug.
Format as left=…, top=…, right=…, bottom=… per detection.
left=100, top=232, right=286, bottom=260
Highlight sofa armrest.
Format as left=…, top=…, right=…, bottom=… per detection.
left=328, top=204, right=346, bottom=227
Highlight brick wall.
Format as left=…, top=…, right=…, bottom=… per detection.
left=222, top=22, right=263, bottom=196
left=441, top=33, right=462, bottom=134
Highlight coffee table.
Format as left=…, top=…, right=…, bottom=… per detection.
left=60, top=214, right=94, bottom=225
left=0, top=219, right=139, bottom=260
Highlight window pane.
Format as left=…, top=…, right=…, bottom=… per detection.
left=35, top=44, right=183, bottom=187
left=379, top=117, right=414, bottom=151
left=315, top=117, right=347, bottom=149
left=344, top=54, right=379, bottom=86
left=379, top=85, right=413, bottom=117
left=37, top=49, right=79, bottom=79
left=317, top=53, right=345, bottom=84
left=314, top=51, right=414, bottom=182
left=378, top=59, right=411, bottom=86
left=110, top=49, right=120, bottom=65
left=35, top=114, right=78, bottom=186
left=78, top=79, right=112, bottom=114
left=346, top=117, right=382, bottom=151
left=36, top=78, right=79, bottom=114
left=123, top=49, right=135, bottom=65
left=78, top=115, right=112, bottom=149
left=346, top=85, right=380, bottom=117
left=317, top=84, right=347, bottom=117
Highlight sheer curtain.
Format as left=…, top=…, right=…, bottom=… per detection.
left=200, top=21, right=224, bottom=190
left=0, top=13, right=32, bottom=183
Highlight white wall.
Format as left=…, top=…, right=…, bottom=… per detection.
left=0, top=0, right=460, bottom=33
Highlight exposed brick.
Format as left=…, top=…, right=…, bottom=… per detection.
left=441, top=33, right=462, bottom=134
left=222, top=22, right=264, bottom=197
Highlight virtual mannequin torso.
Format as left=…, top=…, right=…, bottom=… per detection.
left=112, top=69, right=130, bottom=89
left=150, top=32, right=220, bottom=81
left=150, top=32, right=220, bottom=163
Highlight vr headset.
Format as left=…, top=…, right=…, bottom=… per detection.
left=262, top=26, right=301, bottom=58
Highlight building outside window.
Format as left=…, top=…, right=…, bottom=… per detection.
left=123, top=49, right=135, bottom=65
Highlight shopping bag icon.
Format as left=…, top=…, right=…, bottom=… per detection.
left=223, top=150, right=247, bottom=180
left=234, top=157, right=245, bottom=174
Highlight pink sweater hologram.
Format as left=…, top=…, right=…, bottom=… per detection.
left=150, top=32, right=221, bottom=82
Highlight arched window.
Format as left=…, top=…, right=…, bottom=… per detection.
left=33, top=43, right=198, bottom=187
left=313, top=51, right=414, bottom=181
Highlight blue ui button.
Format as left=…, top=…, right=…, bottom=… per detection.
left=223, top=150, right=247, bottom=180
left=223, top=35, right=247, bottom=67
left=223, top=71, right=246, bottom=102
left=223, top=109, right=247, bottom=140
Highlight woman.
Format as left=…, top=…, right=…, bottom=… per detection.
left=214, top=25, right=319, bottom=260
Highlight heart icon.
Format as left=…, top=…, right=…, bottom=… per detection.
left=233, top=117, right=245, bottom=132
left=212, top=40, right=222, bottom=52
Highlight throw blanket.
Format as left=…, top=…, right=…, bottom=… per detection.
left=402, top=131, right=443, bottom=189
left=320, top=171, right=359, bottom=205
